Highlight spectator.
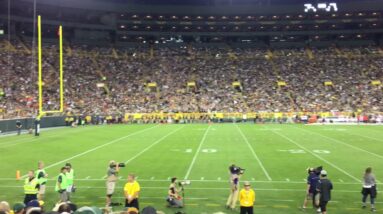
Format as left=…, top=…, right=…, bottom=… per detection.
left=316, top=170, right=333, bottom=214
left=239, top=181, right=256, bottom=214
left=123, top=174, right=140, bottom=210
left=362, top=167, right=377, bottom=212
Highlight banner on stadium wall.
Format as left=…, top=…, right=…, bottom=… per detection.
left=324, top=81, right=333, bottom=86
left=134, top=114, right=143, bottom=119
left=117, top=111, right=373, bottom=121
left=277, top=81, right=287, bottom=86
left=215, top=113, right=224, bottom=119
left=371, top=80, right=381, bottom=86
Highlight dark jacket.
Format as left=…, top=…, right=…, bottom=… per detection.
left=317, top=178, right=333, bottom=202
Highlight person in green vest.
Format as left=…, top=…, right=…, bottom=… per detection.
left=65, top=163, right=75, bottom=198
left=24, top=170, right=39, bottom=205
left=35, top=161, right=48, bottom=200
left=55, top=167, right=69, bottom=203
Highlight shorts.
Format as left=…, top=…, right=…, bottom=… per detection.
left=24, top=194, right=37, bottom=205
left=59, top=191, right=69, bottom=202
left=39, top=185, right=46, bottom=194
left=125, top=198, right=139, bottom=210
left=66, top=185, right=73, bottom=193
left=106, top=182, right=116, bottom=195
left=319, top=200, right=328, bottom=212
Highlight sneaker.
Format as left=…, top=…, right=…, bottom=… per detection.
left=317, top=208, right=321, bottom=213
left=362, top=205, right=367, bottom=209
left=371, top=208, right=376, bottom=212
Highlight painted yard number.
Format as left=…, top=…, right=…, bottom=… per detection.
left=185, top=149, right=217, bottom=153
left=202, top=149, right=217, bottom=153
left=279, top=149, right=331, bottom=154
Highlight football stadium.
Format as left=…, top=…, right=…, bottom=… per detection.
left=0, top=0, right=382, bottom=214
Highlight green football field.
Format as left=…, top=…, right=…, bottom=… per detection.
left=0, top=123, right=382, bottom=214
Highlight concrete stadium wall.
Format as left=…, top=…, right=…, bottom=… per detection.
left=0, top=116, right=66, bottom=133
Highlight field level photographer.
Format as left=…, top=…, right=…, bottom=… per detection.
left=226, top=164, right=244, bottom=210
left=106, top=160, right=119, bottom=207
left=166, top=177, right=184, bottom=208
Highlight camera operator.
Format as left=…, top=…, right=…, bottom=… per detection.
left=106, top=160, right=119, bottom=207
left=166, top=177, right=183, bottom=208
left=226, top=164, right=243, bottom=210
left=302, top=168, right=320, bottom=210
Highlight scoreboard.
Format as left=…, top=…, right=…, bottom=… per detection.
left=304, top=2, right=338, bottom=13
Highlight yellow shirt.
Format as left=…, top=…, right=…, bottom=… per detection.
left=239, top=188, right=255, bottom=207
left=124, top=181, right=140, bottom=198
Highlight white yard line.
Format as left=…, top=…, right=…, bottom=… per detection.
left=236, top=124, right=272, bottom=181
left=0, top=139, right=42, bottom=148
left=0, top=126, right=105, bottom=148
left=345, top=131, right=383, bottom=143
left=184, top=126, right=211, bottom=180
left=124, top=126, right=184, bottom=164
left=105, top=196, right=209, bottom=200
left=0, top=185, right=363, bottom=193
left=0, top=178, right=371, bottom=185
left=21, top=125, right=159, bottom=179
left=271, top=130, right=361, bottom=182
left=296, top=127, right=383, bottom=159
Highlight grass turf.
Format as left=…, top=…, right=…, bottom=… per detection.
left=0, top=123, right=382, bottom=214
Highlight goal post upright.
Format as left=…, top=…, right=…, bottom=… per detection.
left=37, top=15, right=65, bottom=118
left=59, top=25, right=64, bottom=112
left=37, top=15, right=43, bottom=117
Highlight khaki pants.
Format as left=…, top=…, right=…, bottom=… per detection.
left=226, top=189, right=239, bottom=209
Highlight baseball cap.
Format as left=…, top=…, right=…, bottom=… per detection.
left=74, top=206, right=101, bottom=214
left=321, top=170, right=327, bottom=176
left=26, top=200, right=40, bottom=208
left=13, top=203, right=25, bottom=213
left=244, top=181, right=251, bottom=186
left=141, top=206, right=156, bottom=214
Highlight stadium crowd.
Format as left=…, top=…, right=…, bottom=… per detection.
left=0, top=39, right=382, bottom=119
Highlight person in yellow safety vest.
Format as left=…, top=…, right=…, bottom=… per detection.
left=55, top=167, right=69, bottom=203
left=24, top=170, right=39, bottom=205
left=65, top=163, right=75, bottom=199
left=239, top=181, right=256, bottom=214
left=35, top=161, right=48, bottom=201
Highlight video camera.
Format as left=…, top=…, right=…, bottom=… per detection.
left=229, top=164, right=245, bottom=175
left=110, top=162, right=126, bottom=168
left=307, top=166, right=323, bottom=176
left=178, top=180, right=191, bottom=187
